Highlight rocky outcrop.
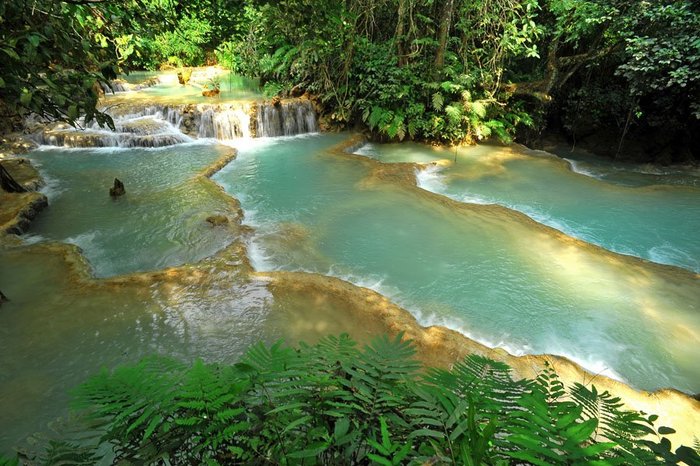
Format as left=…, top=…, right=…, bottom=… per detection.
left=109, top=178, right=125, bottom=198
left=177, top=69, right=192, bottom=85
left=0, top=158, right=47, bottom=235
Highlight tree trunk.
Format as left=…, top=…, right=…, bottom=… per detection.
left=434, top=0, right=455, bottom=73
left=0, top=163, right=27, bottom=193
left=396, top=0, right=407, bottom=66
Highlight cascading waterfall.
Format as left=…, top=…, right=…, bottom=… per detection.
left=255, top=100, right=318, bottom=137
left=197, top=106, right=251, bottom=139
left=100, top=77, right=160, bottom=94
left=33, top=99, right=317, bottom=147
left=36, top=114, right=191, bottom=148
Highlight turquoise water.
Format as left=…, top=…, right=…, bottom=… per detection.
left=358, top=142, right=700, bottom=273
left=110, top=71, right=261, bottom=104
left=3, top=132, right=699, bottom=453
left=25, top=143, right=237, bottom=277
left=0, top=242, right=279, bottom=451
left=215, top=135, right=700, bottom=393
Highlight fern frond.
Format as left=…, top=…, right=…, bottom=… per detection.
left=432, top=92, right=444, bottom=111
left=444, top=104, right=463, bottom=125
left=368, top=106, right=389, bottom=130
left=468, top=101, right=488, bottom=119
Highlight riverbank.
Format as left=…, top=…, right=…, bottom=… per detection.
left=0, top=141, right=47, bottom=235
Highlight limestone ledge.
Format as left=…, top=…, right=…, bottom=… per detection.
left=17, top=234, right=699, bottom=451
left=261, top=270, right=700, bottom=450
left=0, top=157, right=47, bottom=236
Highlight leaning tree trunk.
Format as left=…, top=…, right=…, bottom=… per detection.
left=0, top=162, right=27, bottom=192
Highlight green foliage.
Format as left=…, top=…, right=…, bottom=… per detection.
left=221, top=0, right=541, bottom=143
left=0, top=0, right=167, bottom=129
left=0, top=455, right=18, bottom=466
left=154, top=15, right=213, bottom=67
left=23, top=334, right=698, bottom=465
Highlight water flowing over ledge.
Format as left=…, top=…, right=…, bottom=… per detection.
left=30, top=98, right=319, bottom=149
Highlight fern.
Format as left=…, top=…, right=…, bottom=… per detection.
left=367, top=105, right=389, bottom=130
left=23, top=334, right=697, bottom=466
left=386, top=114, right=406, bottom=140
left=444, top=103, right=463, bottom=125
left=432, top=92, right=445, bottom=111
left=468, top=100, right=488, bottom=119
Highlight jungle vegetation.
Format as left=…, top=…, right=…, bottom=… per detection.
left=1, top=0, right=698, bottom=161
left=2, top=334, right=699, bottom=465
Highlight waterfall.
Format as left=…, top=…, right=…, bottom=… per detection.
left=100, top=80, right=131, bottom=94
left=35, top=99, right=315, bottom=147
left=255, top=100, right=318, bottom=137
left=197, top=106, right=251, bottom=139
left=36, top=115, right=192, bottom=148
left=100, top=77, right=160, bottom=94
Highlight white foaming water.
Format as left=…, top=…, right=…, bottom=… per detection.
left=198, top=107, right=251, bottom=139
left=354, top=143, right=378, bottom=157
left=648, top=243, right=699, bottom=271
left=246, top=237, right=280, bottom=271
left=563, top=158, right=604, bottom=180
left=256, top=100, right=319, bottom=138
left=415, top=165, right=448, bottom=192
left=37, top=114, right=192, bottom=149
left=26, top=162, right=66, bottom=200
left=20, top=234, right=47, bottom=245
left=63, top=231, right=101, bottom=260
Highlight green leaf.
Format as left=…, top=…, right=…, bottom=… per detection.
left=367, top=453, right=393, bottom=466
left=20, top=91, right=32, bottom=106
left=27, top=34, right=41, bottom=47
left=282, top=415, right=313, bottom=434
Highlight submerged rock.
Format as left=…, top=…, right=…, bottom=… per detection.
left=109, top=178, right=125, bottom=198
left=0, top=290, right=7, bottom=306
left=202, top=88, right=220, bottom=98
left=206, top=214, right=229, bottom=226
left=177, top=69, right=192, bottom=85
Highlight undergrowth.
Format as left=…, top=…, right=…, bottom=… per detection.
left=3, top=334, right=699, bottom=465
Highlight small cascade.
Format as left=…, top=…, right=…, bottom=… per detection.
left=101, top=77, right=160, bottom=94
left=100, top=80, right=131, bottom=94
left=255, top=100, right=318, bottom=137
left=197, top=106, right=251, bottom=139
left=36, top=115, right=191, bottom=148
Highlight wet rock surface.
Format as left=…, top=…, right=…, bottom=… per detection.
left=0, top=157, right=47, bottom=235
left=206, top=214, right=229, bottom=226
left=109, top=178, right=125, bottom=198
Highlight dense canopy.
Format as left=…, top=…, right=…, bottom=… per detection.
left=1, top=0, right=698, bottom=161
